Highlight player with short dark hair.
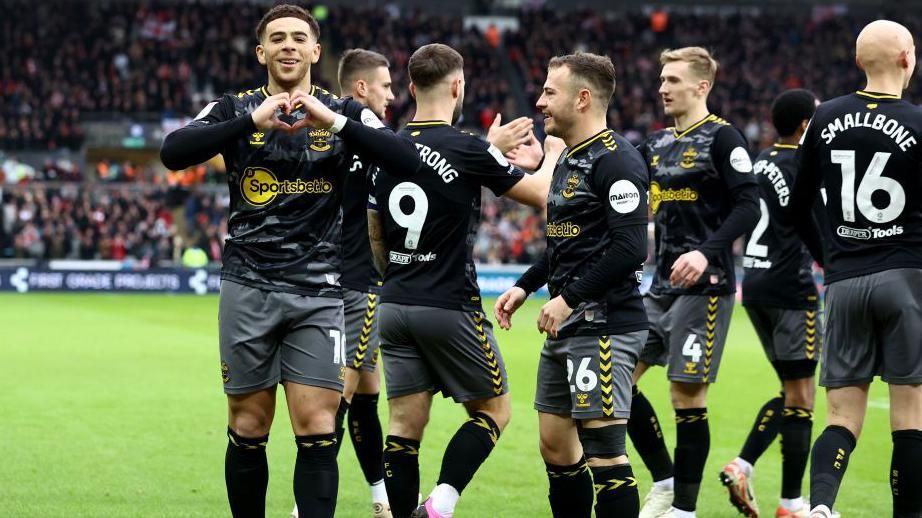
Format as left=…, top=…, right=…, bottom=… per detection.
left=718, top=88, right=822, bottom=518
left=789, top=19, right=922, bottom=518
left=160, top=5, right=422, bottom=517
left=368, top=42, right=550, bottom=518
left=496, top=51, right=650, bottom=518
left=632, top=46, right=760, bottom=518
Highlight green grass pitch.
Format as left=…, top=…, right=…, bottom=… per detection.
left=0, top=294, right=893, bottom=517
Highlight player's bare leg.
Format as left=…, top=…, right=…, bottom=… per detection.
left=284, top=382, right=341, bottom=518
left=226, top=388, right=277, bottom=518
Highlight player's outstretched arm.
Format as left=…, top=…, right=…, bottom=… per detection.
left=160, top=94, right=294, bottom=170
left=502, top=135, right=565, bottom=208
left=367, top=208, right=388, bottom=277
left=290, top=92, right=423, bottom=177
left=486, top=114, right=534, bottom=155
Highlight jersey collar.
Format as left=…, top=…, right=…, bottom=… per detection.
left=855, top=90, right=901, bottom=100
left=566, top=129, right=614, bottom=157
left=773, top=143, right=798, bottom=149
left=672, top=113, right=714, bottom=139
left=406, top=120, right=451, bottom=127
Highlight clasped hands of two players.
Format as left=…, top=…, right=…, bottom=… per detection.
left=250, top=90, right=335, bottom=133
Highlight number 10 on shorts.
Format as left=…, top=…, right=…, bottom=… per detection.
left=330, top=329, right=346, bottom=365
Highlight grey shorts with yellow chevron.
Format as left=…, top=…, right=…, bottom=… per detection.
left=343, top=288, right=380, bottom=372
left=378, top=303, right=508, bottom=403
left=744, top=304, right=822, bottom=363
left=640, top=292, right=734, bottom=383
left=534, top=331, right=647, bottom=419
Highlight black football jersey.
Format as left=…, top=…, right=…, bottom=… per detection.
left=544, top=129, right=649, bottom=337
left=794, top=91, right=922, bottom=283
left=642, top=114, right=758, bottom=295
left=341, top=152, right=379, bottom=291
left=187, top=85, right=368, bottom=296
left=373, top=121, right=524, bottom=311
left=742, top=144, right=819, bottom=309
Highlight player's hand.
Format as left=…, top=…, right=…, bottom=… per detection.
left=494, top=286, right=527, bottom=330
left=506, top=131, right=543, bottom=171
left=670, top=250, right=709, bottom=288
left=487, top=114, right=533, bottom=154
left=537, top=295, right=573, bottom=339
left=250, top=93, right=294, bottom=131
left=288, top=91, right=337, bottom=131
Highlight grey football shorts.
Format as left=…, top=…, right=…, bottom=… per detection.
left=745, top=303, right=822, bottom=362
left=534, top=330, right=648, bottom=420
left=343, top=288, right=380, bottom=373
left=639, top=292, right=735, bottom=383
left=378, top=303, right=509, bottom=403
left=218, top=280, right=346, bottom=395
left=822, top=268, right=922, bottom=387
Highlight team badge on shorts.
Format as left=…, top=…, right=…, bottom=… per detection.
left=221, top=361, right=230, bottom=384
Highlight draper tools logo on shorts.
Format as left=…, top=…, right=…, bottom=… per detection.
left=241, top=167, right=333, bottom=206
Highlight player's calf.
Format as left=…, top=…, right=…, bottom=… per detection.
left=580, top=422, right=639, bottom=518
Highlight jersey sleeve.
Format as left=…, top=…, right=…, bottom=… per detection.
left=160, top=95, right=254, bottom=170
left=460, top=135, right=526, bottom=196
left=515, top=249, right=550, bottom=295
left=696, top=126, right=760, bottom=262
left=789, top=117, right=825, bottom=265
left=337, top=98, right=423, bottom=179
left=560, top=151, right=649, bottom=306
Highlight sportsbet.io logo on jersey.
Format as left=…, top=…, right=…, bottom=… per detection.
left=240, top=167, right=333, bottom=207
left=649, top=181, right=698, bottom=214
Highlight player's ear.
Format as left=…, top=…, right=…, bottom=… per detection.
left=451, top=78, right=462, bottom=100
left=356, top=80, right=368, bottom=97
left=409, top=82, right=417, bottom=99
left=698, top=79, right=710, bottom=97
left=576, top=88, right=591, bottom=112
left=310, top=42, right=321, bottom=65
left=256, top=44, right=267, bottom=65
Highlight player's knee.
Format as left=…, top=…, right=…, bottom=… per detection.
left=578, top=423, right=627, bottom=466
left=669, top=381, right=707, bottom=408
left=465, top=395, right=511, bottom=431
left=783, top=377, right=816, bottom=409
left=539, top=429, right=579, bottom=465
left=229, top=411, right=273, bottom=437
left=388, top=400, right=430, bottom=438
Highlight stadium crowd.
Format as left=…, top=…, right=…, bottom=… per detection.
left=2, top=2, right=918, bottom=264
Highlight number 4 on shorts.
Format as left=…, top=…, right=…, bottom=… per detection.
left=682, top=333, right=702, bottom=363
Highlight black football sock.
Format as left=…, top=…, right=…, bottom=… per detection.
left=591, top=463, right=640, bottom=518
left=809, top=425, right=856, bottom=511
left=335, top=396, right=349, bottom=454
left=225, top=428, right=269, bottom=518
left=349, top=393, right=385, bottom=484
left=293, top=433, right=339, bottom=518
left=780, top=407, right=812, bottom=499
left=546, top=459, right=593, bottom=518
left=673, top=408, right=709, bottom=512
left=739, top=396, right=784, bottom=465
left=891, top=430, right=922, bottom=517
left=383, top=435, right=421, bottom=518
left=437, top=412, right=501, bottom=493
left=628, top=386, right=674, bottom=481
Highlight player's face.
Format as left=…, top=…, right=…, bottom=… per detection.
left=451, top=72, right=465, bottom=124
left=256, top=17, right=321, bottom=88
left=536, top=66, right=575, bottom=138
left=364, top=66, right=394, bottom=119
left=658, top=61, right=706, bottom=117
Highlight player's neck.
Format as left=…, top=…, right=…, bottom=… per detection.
left=412, top=101, right=453, bottom=125
left=777, top=136, right=799, bottom=146
left=863, top=76, right=904, bottom=98
left=563, top=118, right=608, bottom=149
left=673, top=103, right=710, bottom=133
left=266, top=74, right=312, bottom=96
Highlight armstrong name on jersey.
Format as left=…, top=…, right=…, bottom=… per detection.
left=374, top=121, right=523, bottom=311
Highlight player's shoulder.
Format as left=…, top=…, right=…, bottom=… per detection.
left=703, top=113, right=732, bottom=128
left=587, top=131, right=647, bottom=180
left=231, top=85, right=269, bottom=102
left=311, top=84, right=340, bottom=102
left=755, top=144, right=797, bottom=169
